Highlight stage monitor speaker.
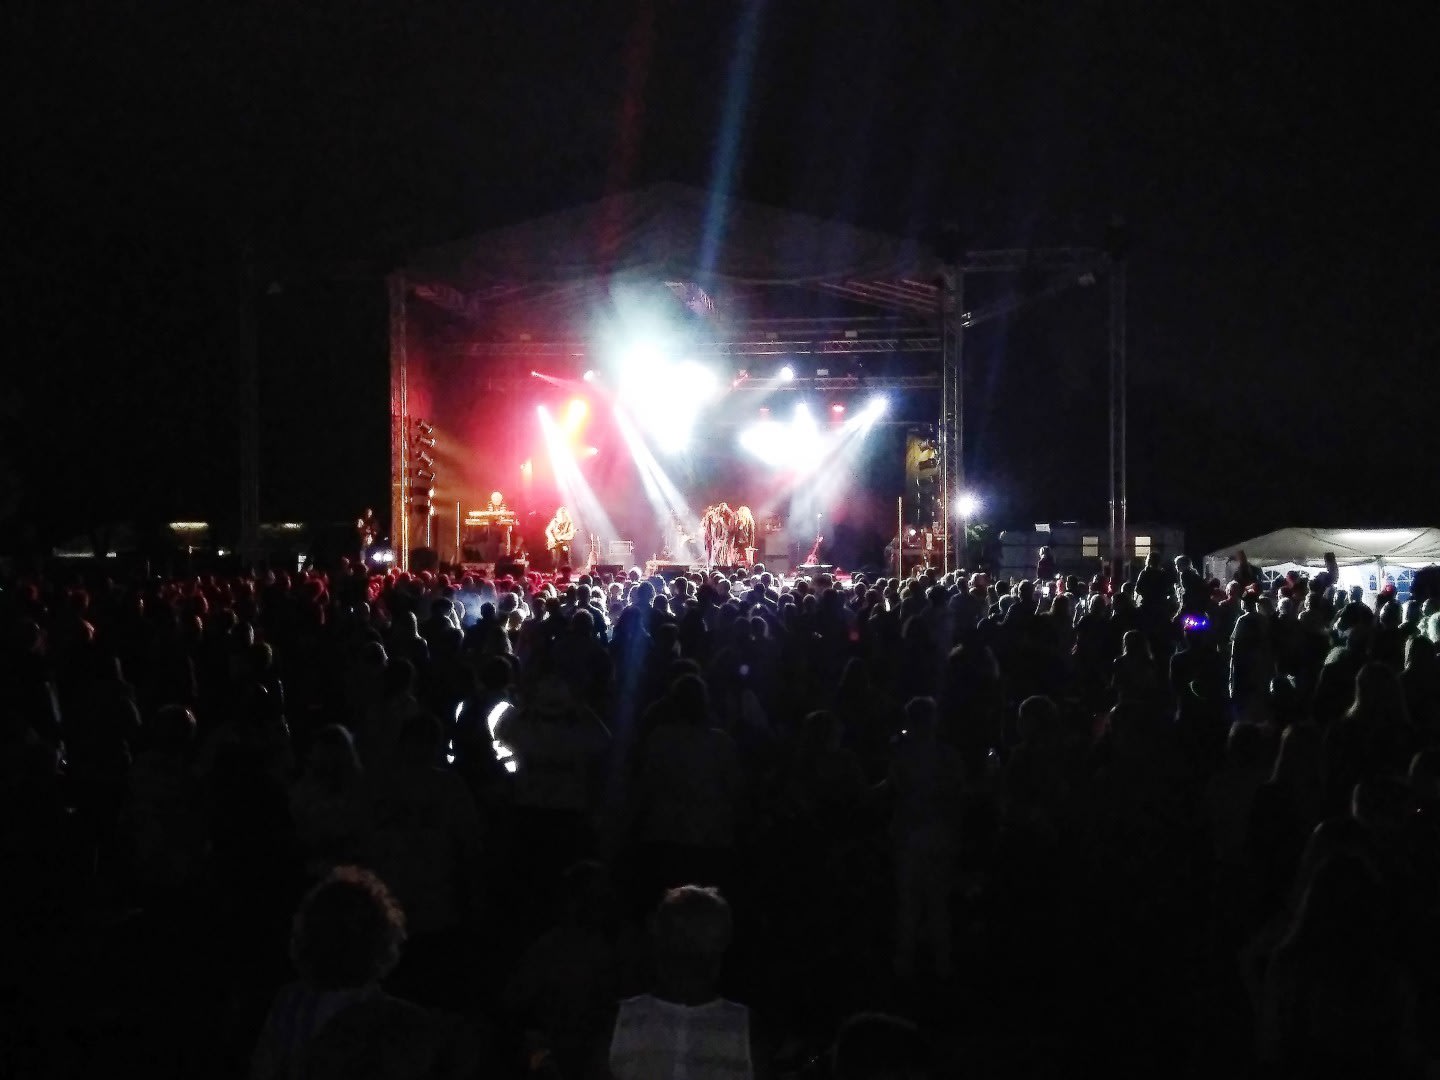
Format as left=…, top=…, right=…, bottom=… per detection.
left=796, top=563, right=836, bottom=577
left=495, top=557, right=528, bottom=579
left=653, top=563, right=691, bottom=580
left=409, top=547, right=439, bottom=572
left=593, top=563, right=626, bottom=578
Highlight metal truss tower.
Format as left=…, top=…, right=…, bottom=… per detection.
left=934, top=246, right=1122, bottom=575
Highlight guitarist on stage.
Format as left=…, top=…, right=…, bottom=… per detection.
left=544, top=506, right=576, bottom=570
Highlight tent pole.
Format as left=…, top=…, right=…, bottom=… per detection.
left=1117, top=256, right=1128, bottom=584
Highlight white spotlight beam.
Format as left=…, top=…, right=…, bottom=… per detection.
left=614, top=407, right=704, bottom=544
left=537, top=407, right=619, bottom=554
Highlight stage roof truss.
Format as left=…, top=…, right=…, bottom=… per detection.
left=448, top=317, right=941, bottom=363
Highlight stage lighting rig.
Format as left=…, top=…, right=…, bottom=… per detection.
left=407, top=417, right=436, bottom=517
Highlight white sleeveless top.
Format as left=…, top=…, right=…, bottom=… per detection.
left=608, top=994, right=752, bottom=1080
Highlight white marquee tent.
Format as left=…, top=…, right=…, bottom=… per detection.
left=1204, top=527, right=1440, bottom=598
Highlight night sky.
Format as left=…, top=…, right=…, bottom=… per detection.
left=7, top=2, right=1435, bottom=556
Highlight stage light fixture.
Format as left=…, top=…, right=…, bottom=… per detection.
left=407, top=418, right=437, bottom=517
left=831, top=403, right=846, bottom=415
left=582, top=369, right=597, bottom=382
left=955, top=492, right=981, bottom=518
left=779, top=364, right=796, bottom=382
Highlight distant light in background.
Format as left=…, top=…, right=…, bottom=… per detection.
left=779, top=364, right=795, bottom=381
left=954, top=491, right=982, bottom=518
left=582, top=369, right=597, bottom=382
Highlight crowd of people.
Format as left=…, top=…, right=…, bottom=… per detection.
left=3, top=548, right=1440, bottom=1078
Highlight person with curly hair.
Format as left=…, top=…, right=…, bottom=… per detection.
left=250, top=866, right=414, bottom=1080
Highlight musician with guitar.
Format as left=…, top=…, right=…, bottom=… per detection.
left=544, top=506, right=576, bottom=569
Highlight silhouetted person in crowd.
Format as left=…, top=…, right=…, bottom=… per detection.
left=505, top=861, right=624, bottom=1078
left=1259, top=853, right=1417, bottom=1075
left=1035, top=545, right=1055, bottom=585
left=251, top=866, right=414, bottom=1080
left=1323, top=662, right=1414, bottom=812
left=288, top=724, right=370, bottom=878
left=122, top=703, right=203, bottom=899
left=1176, top=555, right=1207, bottom=614
left=356, top=658, right=421, bottom=775
left=1112, top=629, right=1161, bottom=705
left=1230, top=592, right=1273, bottom=711
left=827, top=1012, right=932, bottom=1080
left=885, top=697, right=963, bottom=980
left=636, top=674, right=741, bottom=900
left=1135, top=552, right=1172, bottom=611
left=1233, top=549, right=1261, bottom=589
left=608, top=885, right=761, bottom=1078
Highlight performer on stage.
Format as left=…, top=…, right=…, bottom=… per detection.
left=702, top=504, right=721, bottom=566
left=702, top=502, right=736, bottom=566
left=355, top=507, right=377, bottom=558
left=734, top=505, right=756, bottom=566
left=804, top=533, right=825, bottom=566
left=545, top=505, right=576, bottom=569
left=673, top=516, right=697, bottom=562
